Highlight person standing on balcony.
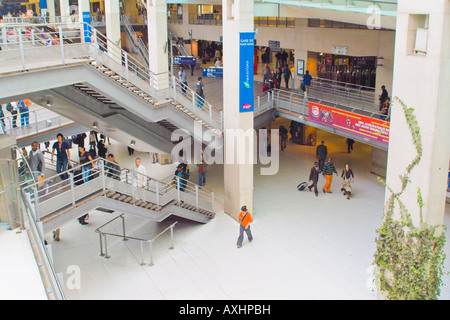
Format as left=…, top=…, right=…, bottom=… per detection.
left=301, top=70, right=312, bottom=97
left=29, top=141, right=47, bottom=191
left=196, top=77, right=205, bottom=109
left=51, top=133, right=70, bottom=181
left=178, top=67, right=188, bottom=96
left=379, top=85, right=389, bottom=111
left=262, top=63, right=270, bottom=85
left=134, top=157, right=147, bottom=189
left=198, top=155, right=207, bottom=187
left=283, top=65, right=291, bottom=90
left=78, top=146, right=93, bottom=183
left=26, top=10, right=40, bottom=24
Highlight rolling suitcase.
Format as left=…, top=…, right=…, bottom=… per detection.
left=297, top=181, right=308, bottom=191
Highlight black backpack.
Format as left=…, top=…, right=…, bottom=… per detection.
left=5, top=103, right=12, bottom=112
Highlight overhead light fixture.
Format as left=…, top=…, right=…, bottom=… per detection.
left=93, top=121, right=98, bottom=129
left=130, top=140, right=136, bottom=146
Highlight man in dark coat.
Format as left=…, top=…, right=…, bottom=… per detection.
left=308, top=161, right=321, bottom=196
left=316, top=140, right=328, bottom=171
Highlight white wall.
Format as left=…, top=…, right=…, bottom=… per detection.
left=168, top=17, right=395, bottom=92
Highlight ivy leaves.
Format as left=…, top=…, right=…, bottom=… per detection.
left=372, top=97, right=447, bottom=300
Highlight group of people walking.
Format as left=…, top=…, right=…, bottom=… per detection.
left=307, top=140, right=355, bottom=199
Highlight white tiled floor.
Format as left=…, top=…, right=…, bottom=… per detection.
left=39, top=117, right=450, bottom=300
left=0, top=229, right=48, bottom=300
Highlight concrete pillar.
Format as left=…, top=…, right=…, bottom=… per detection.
left=78, top=0, right=91, bottom=43
left=385, top=0, right=450, bottom=227
left=60, top=0, right=70, bottom=18
left=105, top=0, right=122, bottom=63
left=46, top=0, right=56, bottom=22
left=147, top=0, right=169, bottom=90
left=222, top=0, right=255, bottom=221
left=370, top=147, right=387, bottom=177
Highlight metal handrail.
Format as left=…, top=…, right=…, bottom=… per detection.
left=10, top=146, right=66, bottom=299
left=0, top=21, right=222, bottom=130
left=95, top=213, right=177, bottom=266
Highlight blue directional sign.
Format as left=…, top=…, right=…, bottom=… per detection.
left=239, top=32, right=254, bottom=113
left=173, top=56, right=197, bottom=66
left=202, top=67, right=223, bottom=78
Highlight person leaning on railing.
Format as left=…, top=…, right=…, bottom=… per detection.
left=106, top=154, right=121, bottom=180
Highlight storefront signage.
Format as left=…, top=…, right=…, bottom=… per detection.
left=202, top=67, right=223, bottom=78
left=173, top=56, right=197, bottom=66
left=239, top=32, right=255, bottom=113
left=332, top=45, right=349, bottom=55
left=308, top=102, right=390, bottom=144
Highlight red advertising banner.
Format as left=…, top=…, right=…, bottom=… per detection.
left=308, top=102, right=390, bottom=144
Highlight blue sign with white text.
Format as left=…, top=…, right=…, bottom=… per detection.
left=202, top=67, right=223, bottom=78
left=173, top=56, right=197, bottom=66
left=82, top=11, right=92, bottom=43
left=239, top=32, right=254, bottom=113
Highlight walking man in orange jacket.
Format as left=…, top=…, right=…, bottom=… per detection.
left=237, top=205, right=253, bottom=248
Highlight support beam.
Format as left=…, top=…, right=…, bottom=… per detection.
left=385, top=0, right=450, bottom=227
left=147, top=0, right=169, bottom=90
left=222, top=0, right=255, bottom=221
left=105, top=0, right=122, bottom=63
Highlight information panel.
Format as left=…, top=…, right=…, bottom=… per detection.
left=173, top=56, right=197, bottom=66
left=239, top=32, right=255, bottom=113
left=308, top=102, right=390, bottom=144
left=202, top=67, right=223, bottom=78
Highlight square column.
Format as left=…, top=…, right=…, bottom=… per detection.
left=222, top=0, right=255, bottom=221
left=60, top=0, right=70, bottom=18
left=147, top=0, right=169, bottom=90
left=78, top=0, right=91, bottom=43
left=385, top=0, right=450, bottom=227
left=105, top=0, right=122, bottom=63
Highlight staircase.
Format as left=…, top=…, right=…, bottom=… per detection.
left=22, top=156, right=216, bottom=232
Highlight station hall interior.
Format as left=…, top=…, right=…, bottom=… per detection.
left=0, top=0, right=449, bottom=300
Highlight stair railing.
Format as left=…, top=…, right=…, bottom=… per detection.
left=21, top=156, right=215, bottom=223
left=0, top=21, right=222, bottom=130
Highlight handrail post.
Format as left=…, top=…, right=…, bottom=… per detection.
left=155, top=181, right=160, bottom=208
left=34, top=111, right=38, bottom=134
left=211, top=191, right=215, bottom=214
left=69, top=172, right=75, bottom=205
left=195, top=185, right=199, bottom=212
left=99, top=232, right=104, bottom=256
left=121, top=214, right=127, bottom=241
left=18, top=28, right=26, bottom=70
left=104, top=234, right=110, bottom=259
left=148, top=241, right=154, bottom=266
left=140, top=240, right=146, bottom=266
left=124, top=51, right=129, bottom=83
left=169, top=225, right=174, bottom=250
left=101, top=159, right=106, bottom=192
left=192, top=91, right=196, bottom=109
left=176, top=176, right=181, bottom=202
left=131, top=168, right=135, bottom=199
left=31, top=29, right=35, bottom=46
left=33, top=185, right=40, bottom=222
left=172, top=75, right=177, bottom=99
left=59, top=26, right=65, bottom=64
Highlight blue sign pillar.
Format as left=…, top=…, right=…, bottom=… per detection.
left=82, top=11, right=92, bottom=43
left=239, top=32, right=254, bottom=113
left=39, top=0, right=47, bottom=10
